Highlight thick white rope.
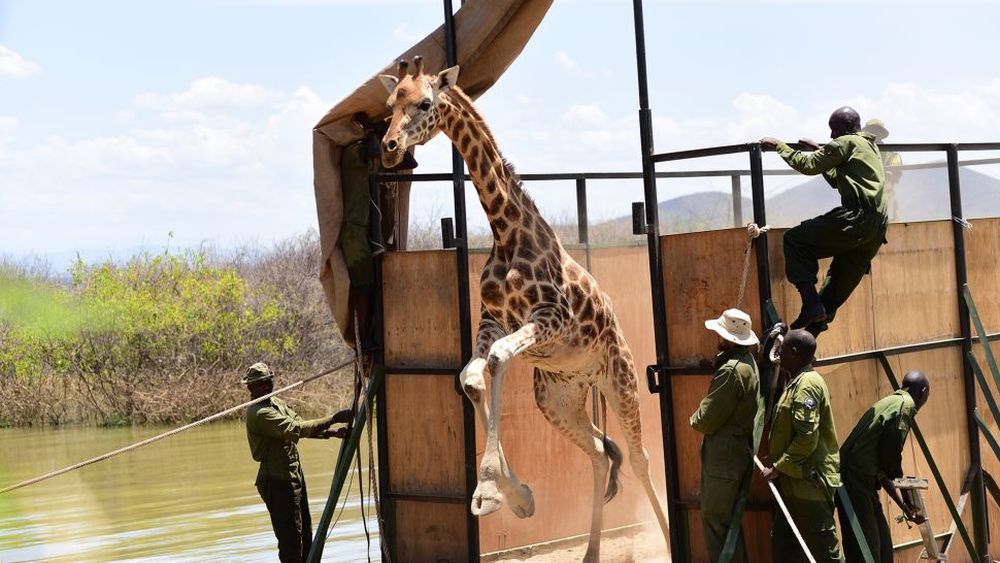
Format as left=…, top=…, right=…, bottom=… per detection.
left=735, top=223, right=771, bottom=309
left=0, top=358, right=355, bottom=495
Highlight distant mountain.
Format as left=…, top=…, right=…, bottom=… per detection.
left=766, top=165, right=1000, bottom=227
left=597, top=166, right=1000, bottom=236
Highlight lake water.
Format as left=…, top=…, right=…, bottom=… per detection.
left=0, top=421, right=380, bottom=562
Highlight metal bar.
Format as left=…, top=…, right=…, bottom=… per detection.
left=376, top=156, right=1000, bottom=184
left=631, top=0, right=686, bottom=560
left=749, top=144, right=772, bottom=331
left=947, top=144, right=989, bottom=558
left=576, top=177, right=592, bottom=272
left=306, top=366, right=385, bottom=563
left=731, top=174, right=743, bottom=227
left=383, top=366, right=460, bottom=376
left=650, top=142, right=752, bottom=162
left=441, top=1, right=479, bottom=560
left=875, top=354, right=982, bottom=562
left=957, top=142, right=1000, bottom=151
left=384, top=491, right=468, bottom=504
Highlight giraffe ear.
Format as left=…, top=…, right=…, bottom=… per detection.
left=377, top=74, right=399, bottom=95
left=433, top=65, right=460, bottom=92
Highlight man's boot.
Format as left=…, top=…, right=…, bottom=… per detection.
left=791, top=282, right=827, bottom=329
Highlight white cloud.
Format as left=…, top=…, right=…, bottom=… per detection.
left=554, top=50, right=579, bottom=73
left=135, top=77, right=285, bottom=111
left=561, top=103, right=609, bottom=126
left=392, top=23, right=425, bottom=43
left=1, top=80, right=330, bottom=257
left=0, top=45, right=41, bottom=79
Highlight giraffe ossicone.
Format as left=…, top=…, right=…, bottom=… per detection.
left=380, top=57, right=669, bottom=562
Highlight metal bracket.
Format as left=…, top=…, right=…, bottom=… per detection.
left=646, top=363, right=666, bottom=393
left=632, top=202, right=648, bottom=235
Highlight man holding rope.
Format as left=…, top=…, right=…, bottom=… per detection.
left=690, top=308, right=764, bottom=563
left=242, top=362, right=353, bottom=563
left=760, top=330, right=843, bottom=562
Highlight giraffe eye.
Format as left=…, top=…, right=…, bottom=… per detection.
left=418, top=99, right=432, bottom=111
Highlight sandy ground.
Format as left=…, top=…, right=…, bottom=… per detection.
left=487, top=526, right=668, bottom=563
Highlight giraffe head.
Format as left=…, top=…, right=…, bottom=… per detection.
left=378, top=56, right=460, bottom=168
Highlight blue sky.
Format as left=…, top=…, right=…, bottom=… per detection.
left=2, top=0, right=999, bottom=268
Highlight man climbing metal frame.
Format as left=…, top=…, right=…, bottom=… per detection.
left=761, top=106, right=888, bottom=337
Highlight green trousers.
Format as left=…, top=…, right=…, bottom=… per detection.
left=773, top=483, right=844, bottom=563
left=701, top=473, right=747, bottom=563
left=837, top=478, right=893, bottom=563
left=257, top=473, right=313, bottom=563
left=784, top=207, right=886, bottom=324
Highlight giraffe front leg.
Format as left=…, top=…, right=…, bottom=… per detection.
left=474, top=307, right=564, bottom=517
left=463, top=316, right=535, bottom=518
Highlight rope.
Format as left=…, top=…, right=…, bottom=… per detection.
left=735, top=222, right=770, bottom=309
left=0, top=357, right=356, bottom=495
left=754, top=456, right=817, bottom=563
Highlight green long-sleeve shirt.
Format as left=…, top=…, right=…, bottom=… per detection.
left=246, top=397, right=327, bottom=485
left=690, top=346, right=764, bottom=480
left=840, top=389, right=916, bottom=486
left=776, top=132, right=887, bottom=217
left=769, top=365, right=841, bottom=498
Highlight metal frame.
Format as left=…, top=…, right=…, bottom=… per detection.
left=368, top=0, right=1000, bottom=560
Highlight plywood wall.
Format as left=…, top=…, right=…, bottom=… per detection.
left=380, top=218, right=1000, bottom=563
left=381, top=250, right=470, bottom=561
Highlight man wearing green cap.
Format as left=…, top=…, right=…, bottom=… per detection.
left=837, top=371, right=930, bottom=562
left=242, top=362, right=353, bottom=563
left=760, top=330, right=842, bottom=562
left=761, top=106, right=887, bottom=336
left=690, top=308, right=764, bottom=563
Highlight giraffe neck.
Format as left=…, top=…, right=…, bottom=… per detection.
left=437, top=88, right=555, bottom=251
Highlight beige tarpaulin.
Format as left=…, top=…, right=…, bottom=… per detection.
left=313, top=0, right=553, bottom=341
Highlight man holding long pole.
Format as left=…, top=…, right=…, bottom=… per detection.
left=760, top=330, right=844, bottom=562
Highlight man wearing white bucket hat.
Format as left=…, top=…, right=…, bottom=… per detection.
left=690, top=308, right=764, bottom=562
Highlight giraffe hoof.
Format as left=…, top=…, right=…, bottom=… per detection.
left=507, top=484, right=535, bottom=519
left=471, top=482, right=504, bottom=517
left=582, top=548, right=600, bottom=563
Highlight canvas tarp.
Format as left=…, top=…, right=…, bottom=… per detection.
left=313, top=0, right=553, bottom=341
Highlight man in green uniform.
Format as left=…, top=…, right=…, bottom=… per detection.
left=837, top=371, right=930, bottom=562
left=761, top=330, right=842, bottom=562
left=242, top=362, right=353, bottom=563
left=862, top=118, right=903, bottom=222
left=690, top=308, right=765, bottom=563
left=761, top=107, right=887, bottom=335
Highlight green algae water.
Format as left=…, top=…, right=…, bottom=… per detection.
left=0, top=422, right=379, bottom=562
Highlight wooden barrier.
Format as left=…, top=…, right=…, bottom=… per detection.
left=379, top=218, right=1000, bottom=562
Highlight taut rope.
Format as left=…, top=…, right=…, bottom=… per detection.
left=735, top=222, right=770, bottom=309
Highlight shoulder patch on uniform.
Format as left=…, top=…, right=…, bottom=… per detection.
left=803, top=397, right=817, bottom=410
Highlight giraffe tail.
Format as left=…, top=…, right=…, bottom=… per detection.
left=602, top=435, right=623, bottom=503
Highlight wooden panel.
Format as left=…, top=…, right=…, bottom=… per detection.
left=767, top=227, right=877, bottom=359
left=967, top=218, right=1000, bottom=334
left=395, top=500, right=468, bottom=563
left=662, top=228, right=762, bottom=366
left=871, top=221, right=959, bottom=348
left=387, top=374, right=466, bottom=496
left=685, top=509, right=772, bottom=563
left=383, top=250, right=462, bottom=368
left=974, top=340, right=1000, bottom=563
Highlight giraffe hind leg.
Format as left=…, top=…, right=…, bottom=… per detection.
left=599, top=356, right=670, bottom=547
left=534, top=369, right=610, bottom=563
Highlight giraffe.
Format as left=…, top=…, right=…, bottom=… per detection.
left=378, top=57, right=669, bottom=562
